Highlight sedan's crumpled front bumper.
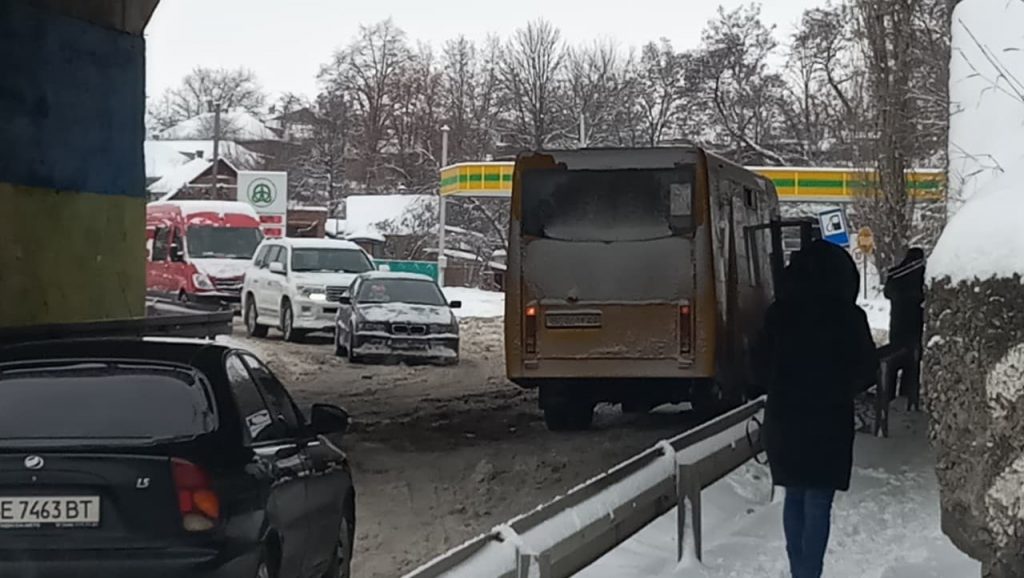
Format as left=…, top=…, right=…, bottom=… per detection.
left=351, top=331, right=459, bottom=362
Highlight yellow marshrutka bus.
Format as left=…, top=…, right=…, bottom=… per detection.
left=505, top=147, right=803, bottom=430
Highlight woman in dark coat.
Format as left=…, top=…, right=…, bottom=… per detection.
left=755, top=240, right=879, bottom=578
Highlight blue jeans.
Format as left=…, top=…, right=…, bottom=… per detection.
left=783, top=487, right=836, bottom=578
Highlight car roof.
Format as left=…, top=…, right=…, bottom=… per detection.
left=359, top=271, right=436, bottom=282
left=260, top=237, right=362, bottom=250
left=0, top=337, right=234, bottom=368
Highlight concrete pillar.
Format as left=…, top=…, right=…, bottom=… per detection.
left=0, top=0, right=154, bottom=326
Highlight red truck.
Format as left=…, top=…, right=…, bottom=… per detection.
left=146, top=201, right=264, bottom=307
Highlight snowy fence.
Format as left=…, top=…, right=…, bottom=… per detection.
left=403, top=398, right=766, bottom=578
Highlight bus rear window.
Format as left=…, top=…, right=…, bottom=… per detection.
left=520, top=167, right=695, bottom=242
left=0, top=363, right=216, bottom=447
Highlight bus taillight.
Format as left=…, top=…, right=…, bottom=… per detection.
left=679, top=302, right=693, bottom=355
left=525, top=306, right=538, bottom=354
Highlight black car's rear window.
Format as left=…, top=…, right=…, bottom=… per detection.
left=0, top=362, right=217, bottom=447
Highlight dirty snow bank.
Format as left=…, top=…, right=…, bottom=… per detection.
left=444, top=287, right=504, bottom=319
left=577, top=409, right=978, bottom=578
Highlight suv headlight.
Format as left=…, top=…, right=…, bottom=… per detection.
left=296, top=284, right=326, bottom=300
left=192, top=273, right=214, bottom=290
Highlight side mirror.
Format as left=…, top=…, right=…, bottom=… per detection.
left=449, top=300, right=462, bottom=309
left=309, top=403, right=349, bottom=436
left=269, top=262, right=286, bottom=275
left=170, top=243, right=184, bottom=263
left=336, top=294, right=351, bottom=305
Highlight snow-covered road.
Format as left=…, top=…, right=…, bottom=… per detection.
left=578, top=408, right=979, bottom=578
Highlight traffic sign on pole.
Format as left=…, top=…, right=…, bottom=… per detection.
left=818, top=208, right=850, bottom=247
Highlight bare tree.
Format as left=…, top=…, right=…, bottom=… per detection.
left=564, top=41, right=635, bottom=146
left=698, top=5, right=791, bottom=165
left=782, top=4, right=866, bottom=164
left=148, top=67, right=267, bottom=131
left=635, top=39, right=689, bottom=146
left=851, top=0, right=949, bottom=270
left=320, top=19, right=412, bottom=186
left=499, top=20, right=569, bottom=150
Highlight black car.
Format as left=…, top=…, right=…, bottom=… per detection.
left=0, top=337, right=355, bottom=578
left=333, top=272, right=461, bottom=365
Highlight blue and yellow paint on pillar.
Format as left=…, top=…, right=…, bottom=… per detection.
left=0, top=1, right=148, bottom=326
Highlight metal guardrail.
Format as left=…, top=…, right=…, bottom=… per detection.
left=404, top=398, right=766, bottom=578
left=0, top=299, right=233, bottom=346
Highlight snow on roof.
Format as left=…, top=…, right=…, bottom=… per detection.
left=160, top=111, right=280, bottom=142
left=158, top=140, right=261, bottom=168
left=151, top=200, right=259, bottom=219
left=345, top=194, right=437, bottom=237
left=423, top=248, right=483, bottom=262
left=144, top=141, right=190, bottom=180
left=344, top=229, right=387, bottom=243
left=929, top=180, right=1024, bottom=283
left=148, top=158, right=213, bottom=196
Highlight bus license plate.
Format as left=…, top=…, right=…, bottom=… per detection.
left=0, top=496, right=101, bottom=528
left=546, top=313, right=601, bottom=329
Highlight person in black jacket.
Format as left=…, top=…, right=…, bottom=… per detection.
left=755, top=240, right=879, bottom=578
left=883, top=248, right=925, bottom=399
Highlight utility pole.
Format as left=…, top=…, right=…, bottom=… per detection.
left=438, top=125, right=450, bottom=286
left=209, top=100, right=222, bottom=199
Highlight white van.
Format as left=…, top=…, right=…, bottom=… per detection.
left=241, top=238, right=375, bottom=341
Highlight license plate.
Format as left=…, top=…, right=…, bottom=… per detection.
left=391, top=339, right=427, bottom=351
left=545, top=313, right=602, bottom=328
left=0, top=496, right=100, bottom=528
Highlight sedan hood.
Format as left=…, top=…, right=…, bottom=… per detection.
left=357, top=302, right=455, bottom=325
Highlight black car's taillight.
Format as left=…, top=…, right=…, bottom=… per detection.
left=172, top=458, right=220, bottom=532
left=525, top=305, right=538, bottom=354
left=679, top=302, right=693, bottom=355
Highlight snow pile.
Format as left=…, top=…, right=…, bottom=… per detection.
left=928, top=182, right=1024, bottom=283
left=578, top=410, right=979, bottom=578
left=444, top=287, right=504, bottom=319
left=948, top=0, right=1024, bottom=210
left=160, top=110, right=280, bottom=142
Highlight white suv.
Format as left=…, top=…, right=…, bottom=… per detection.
left=242, top=238, right=375, bottom=341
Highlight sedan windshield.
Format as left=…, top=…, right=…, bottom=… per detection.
left=358, top=279, right=446, bottom=306
left=292, top=248, right=373, bottom=273
left=186, top=227, right=263, bottom=259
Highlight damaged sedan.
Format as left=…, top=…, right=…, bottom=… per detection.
left=333, top=272, right=461, bottom=365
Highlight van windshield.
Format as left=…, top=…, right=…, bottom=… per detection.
left=187, top=227, right=263, bottom=259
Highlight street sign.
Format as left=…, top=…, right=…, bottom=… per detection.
left=238, top=171, right=288, bottom=238
left=857, top=226, right=875, bottom=253
left=818, top=208, right=850, bottom=247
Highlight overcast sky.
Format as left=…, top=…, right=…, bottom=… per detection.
left=146, top=0, right=822, bottom=102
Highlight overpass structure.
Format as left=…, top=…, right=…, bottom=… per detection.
left=2, top=0, right=161, bottom=326
left=440, top=161, right=945, bottom=203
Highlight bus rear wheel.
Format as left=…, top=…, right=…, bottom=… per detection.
left=543, top=401, right=594, bottom=431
